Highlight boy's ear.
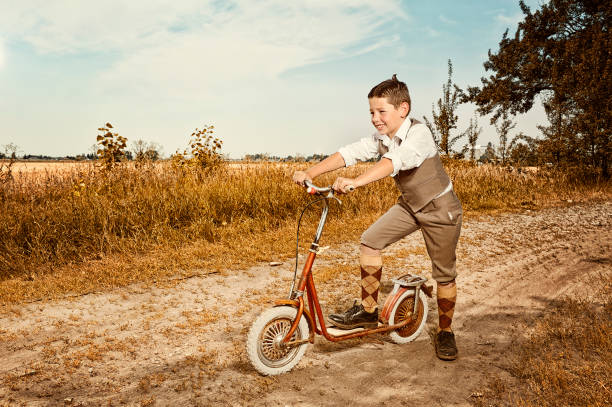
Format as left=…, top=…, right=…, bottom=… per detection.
left=400, top=101, right=410, bottom=118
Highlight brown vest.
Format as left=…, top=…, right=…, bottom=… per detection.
left=377, top=120, right=451, bottom=212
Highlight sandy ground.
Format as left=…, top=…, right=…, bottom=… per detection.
left=1, top=201, right=610, bottom=406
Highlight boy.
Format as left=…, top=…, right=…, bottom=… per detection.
left=292, top=74, right=462, bottom=361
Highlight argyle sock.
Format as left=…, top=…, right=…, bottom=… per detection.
left=360, top=254, right=382, bottom=313
left=437, top=280, right=457, bottom=332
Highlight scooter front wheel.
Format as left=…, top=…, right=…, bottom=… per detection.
left=388, top=290, right=428, bottom=344
left=246, top=306, right=309, bottom=375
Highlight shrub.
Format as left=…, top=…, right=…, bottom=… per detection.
left=96, top=123, right=127, bottom=171
left=172, top=125, right=224, bottom=176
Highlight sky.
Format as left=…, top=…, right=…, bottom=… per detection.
left=0, top=0, right=547, bottom=159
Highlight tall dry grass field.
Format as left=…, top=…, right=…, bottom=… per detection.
left=0, top=160, right=610, bottom=303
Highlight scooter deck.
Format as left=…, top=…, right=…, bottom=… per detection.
left=325, top=323, right=384, bottom=336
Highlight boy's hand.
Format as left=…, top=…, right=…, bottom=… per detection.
left=292, top=171, right=312, bottom=187
left=332, top=177, right=357, bottom=194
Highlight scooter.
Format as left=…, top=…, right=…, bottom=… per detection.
left=246, top=181, right=432, bottom=375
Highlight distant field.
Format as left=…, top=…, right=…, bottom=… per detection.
left=7, top=160, right=92, bottom=174
left=6, top=160, right=281, bottom=174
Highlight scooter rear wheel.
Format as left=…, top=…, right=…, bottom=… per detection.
left=246, top=306, right=309, bottom=375
left=388, top=290, right=428, bottom=344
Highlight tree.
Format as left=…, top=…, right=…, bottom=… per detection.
left=131, top=140, right=161, bottom=163
left=1, top=143, right=20, bottom=184
left=536, top=96, right=580, bottom=166
left=466, top=0, right=611, bottom=176
left=509, top=133, right=539, bottom=166
left=479, top=142, right=497, bottom=163
left=3, top=143, right=19, bottom=160
left=495, top=112, right=517, bottom=165
left=88, top=144, right=98, bottom=160
left=423, top=59, right=464, bottom=155
left=461, top=114, right=483, bottom=161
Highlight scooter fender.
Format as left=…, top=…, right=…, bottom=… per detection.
left=380, top=284, right=432, bottom=324
left=380, top=286, right=411, bottom=324
left=274, top=299, right=300, bottom=308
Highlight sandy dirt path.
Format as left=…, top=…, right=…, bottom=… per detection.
left=1, top=201, right=610, bottom=406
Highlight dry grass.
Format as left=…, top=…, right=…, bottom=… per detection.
left=0, top=160, right=610, bottom=304
left=472, top=274, right=612, bottom=407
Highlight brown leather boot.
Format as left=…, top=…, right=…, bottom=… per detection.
left=434, top=330, right=458, bottom=360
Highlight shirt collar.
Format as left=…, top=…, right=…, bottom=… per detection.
left=375, top=117, right=413, bottom=146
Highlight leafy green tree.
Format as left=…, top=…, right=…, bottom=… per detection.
left=466, top=0, right=611, bottom=176
left=423, top=59, right=464, bottom=155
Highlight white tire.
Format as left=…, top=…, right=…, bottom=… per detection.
left=246, top=306, right=309, bottom=376
left=388, top=290, right=429, bottom=344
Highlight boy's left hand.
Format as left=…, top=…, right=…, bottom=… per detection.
left=332, top=177, right=357, bottom=194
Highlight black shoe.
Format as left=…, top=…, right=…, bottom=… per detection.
left=435, top=330, right=458, bottom=361
left=328, top=301, right=378, bottom=329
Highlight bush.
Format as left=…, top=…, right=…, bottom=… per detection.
left=96, top=123, right=127, bottom=171
left=172, top=125, right=224, bottom=175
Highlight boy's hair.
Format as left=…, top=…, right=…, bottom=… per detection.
left=368, top=74, right=411, bottom=113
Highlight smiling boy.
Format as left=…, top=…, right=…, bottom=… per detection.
left=292, top=74, right=462, bottom=360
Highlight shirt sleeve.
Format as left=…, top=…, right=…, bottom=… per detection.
left=337, top=135, right=379, bottom=166
left=381, top=124, right=437, bottom=177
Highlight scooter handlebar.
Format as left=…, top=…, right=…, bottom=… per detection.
left=304, top=180, right=331, bottom=195
left=304, top=180, right=355, bottom=195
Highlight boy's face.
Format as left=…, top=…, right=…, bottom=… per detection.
left=369, top=97, right=409, bottom=138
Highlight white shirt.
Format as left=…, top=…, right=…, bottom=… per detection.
left=338, top=118, right=453, bottom=195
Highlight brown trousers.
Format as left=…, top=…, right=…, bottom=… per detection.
left=360, top=190, right=462, bottom=283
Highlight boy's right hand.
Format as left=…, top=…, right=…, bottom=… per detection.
left=292, top=171, right=312, bottom=187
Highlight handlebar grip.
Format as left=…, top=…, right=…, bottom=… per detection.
left=304, top=180, right=331, bottom=194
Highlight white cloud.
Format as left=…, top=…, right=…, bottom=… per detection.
left=0, top=1, right=404, bottom=58
left=439, top=15, right=457, bottom=24
left=495, top=13, right=523, bottom=27
left=0, top=1, right=210, bottom=54
left=0, top=1, right=414, bottom=156
left=1, top=1, right=405, bottom=98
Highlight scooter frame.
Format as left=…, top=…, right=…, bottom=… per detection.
left=275, top=181, right=432, bottom=349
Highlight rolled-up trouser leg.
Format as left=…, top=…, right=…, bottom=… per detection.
left=415, top=190, right=462, bottom=283
left=413, top=191, right=462, bottom=332
left=359, top=204, right=418, bottom=313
